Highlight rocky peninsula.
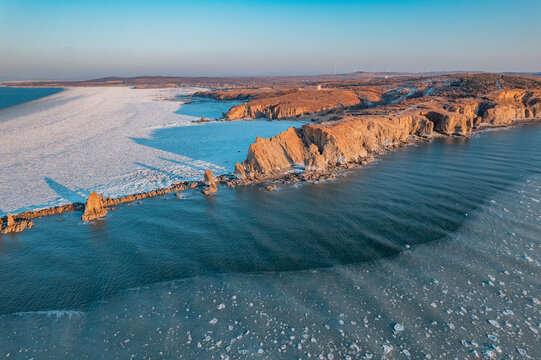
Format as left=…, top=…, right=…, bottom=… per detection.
left=1, top=73, right=540, bottom=234
left=234, top=87, right=541, bottom=181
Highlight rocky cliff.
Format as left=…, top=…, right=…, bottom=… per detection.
left=480, top=90, right=541, bottom=125
left=237, top=113, right=433, bottom=180
left=225, top=89, right=361, bottom=120
left=81, top=192, right=108, bottom=221
left=5, top=76, right=540, bottom=235
left=235, top=90, right=541, bottom=180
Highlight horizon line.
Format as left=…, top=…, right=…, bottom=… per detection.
left=2, top=70, right=541, bottom=83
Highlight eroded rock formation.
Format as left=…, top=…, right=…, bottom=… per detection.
left=81, top=192, right=108, bottom=221
left=226, top=89, right=361, bottom=120
left=481, top=90, right=541, bottom=125
left=202, top=170, right=218, bottom=195
left=1, top=212, right=34, bottom=234
left=236, top=113, right=430, bottom=180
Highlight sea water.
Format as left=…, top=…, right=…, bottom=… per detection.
left=175, top=96, right=244, bottom=119
left=0, top=87, right=63, bottom=111
left=0, top=125, right=540, bottom=359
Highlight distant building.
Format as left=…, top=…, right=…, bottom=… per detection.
left=317, top=84, right=322, bottom=90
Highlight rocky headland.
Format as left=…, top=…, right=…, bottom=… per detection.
left=2, top=73, right=540, bottom=235
left=233, top=87, right=541, bottom=181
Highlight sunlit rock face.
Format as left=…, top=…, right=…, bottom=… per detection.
left=236, top=113, right=433, bottom=180
left=235, top=89, right=541, bottom=181
left=0, top=212, right=34, bottom=234
left=226, top=90, right=361, bottom=120
left=481, top=90, right=541, bottom=125
left=81, top=192, right=108, bottom=222
left=202, top=170, right=218, bottom=195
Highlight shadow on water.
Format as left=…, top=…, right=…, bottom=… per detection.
left=0, top=125, right=540, bottom=313
left=130, top=120, right=301, bottom=170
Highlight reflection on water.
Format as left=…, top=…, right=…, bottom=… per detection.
left=0, top=125, right=540, bottom=359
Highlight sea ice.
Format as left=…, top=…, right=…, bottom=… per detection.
left=0, top=86, right=299, bottom=215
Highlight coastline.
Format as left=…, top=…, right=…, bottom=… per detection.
left=2, top=117, right=539, bottom=234
left=2, top=74, right=541, bottom=234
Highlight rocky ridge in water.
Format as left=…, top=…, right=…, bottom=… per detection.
left=0, top=212, right=34, bottom=234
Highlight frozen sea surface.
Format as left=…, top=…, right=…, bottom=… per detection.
left=0, top=124, right=540, bottom=359
left=0, top=87, right=299, bottom=215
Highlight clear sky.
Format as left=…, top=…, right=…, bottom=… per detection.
left=1, top=0, right=540, bottom=80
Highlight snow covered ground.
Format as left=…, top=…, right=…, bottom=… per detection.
left=0, top=87, right=299, bottom=215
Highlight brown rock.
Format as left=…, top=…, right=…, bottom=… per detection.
left=81, top=192, right=108, bottom=221
left=7, top=212, right=15, bottom=227
left=480, top=90, right=541, bottom=125
left=422, top=110, right=473, bottom=135
left=244, top=127, right=306, bottom=176
left=482, top=104, right=527, bottom=125
left=202, top=186, right=217, bottom=195
left=1, top=212, right=34, bottom=234
left=226, top=89, right=361, bottom=120
left=202, top=170, right=218, bottom=195
left=236, top=113, right=438, bottom=180
left=234, top=162, right=247, bottom=182
left=304, top=144, right=326, bottom=172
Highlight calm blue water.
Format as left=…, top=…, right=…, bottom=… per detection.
left=132, top=119, right=304, bottom=172
left=175, top=96, right=244, bottom=119
left=0, top=87, right=63, bottom=110
left=1, top=125, right=540, bottom=359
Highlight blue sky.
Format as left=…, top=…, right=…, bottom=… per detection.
left=0, top=0, right=540, bottom=80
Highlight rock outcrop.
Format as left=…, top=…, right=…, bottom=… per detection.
left=81, top=192, right=108, bottom=221
left=421, top=110, right=473, bottom=136
left=480, top=90, right=541, bottom=125
left=16, top=203, right=84, bottom=220
left=234, top=162, right=247, bottom=182
left=236, top=113, right=433, bottom=180
left=226, top=89, right=361, bottom=120
left=1, top=212, right=34, bottom=234
left=202, top=170, right=218, bottom=195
